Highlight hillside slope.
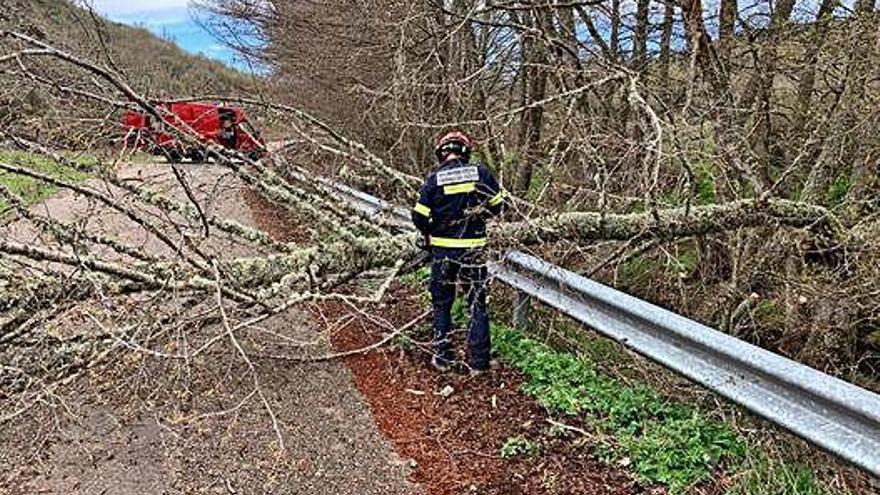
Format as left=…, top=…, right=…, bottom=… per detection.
left=0, top=0, right=257, bottom=143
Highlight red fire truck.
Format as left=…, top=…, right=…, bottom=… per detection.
left=121, top=102, right=266, bottom=162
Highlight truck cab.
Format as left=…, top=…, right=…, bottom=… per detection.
left=121, top=102, right=266, bottom=162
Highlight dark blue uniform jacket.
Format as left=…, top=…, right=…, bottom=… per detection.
left=411, top=158, right=505, bottom=248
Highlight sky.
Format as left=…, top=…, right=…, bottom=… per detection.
left=85, top=0, right=251, bottom=70
left=83, top=0, right=865, bottom=70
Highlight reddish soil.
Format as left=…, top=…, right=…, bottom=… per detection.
left=323, top=285, right=641, bottom=495
left=245, top=184, right=641, bottom=494
left=241, top=186, right=313, bottom=245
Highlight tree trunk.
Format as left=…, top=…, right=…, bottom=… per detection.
left=717, top=0, right=736, bottom=88
left=679, top=0, right=765, bottom=196
left=610, top=0, right=621, bottom=59
left=842, top=0, right=879, bottom=208
left=750, top=0, right=797, bottom=171
left=217, top=197, right=839, bottom=290
left=803, top=0, right=877, bottom=204
left=576, top=5, right=614, bottom=60
left=634, top=0, right=651, bottom=67
left=514, top=8, right=550, bottom=195
left=659, top=1, right=675, bottom=83
left=793, top=0, right=838, bottom=135
left=737, top=0, right=797, bottom=110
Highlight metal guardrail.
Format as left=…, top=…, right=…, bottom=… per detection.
left=314, top=177, right=412, bottom=230
left=495, top=251, right=880, bottom=477
left=309, top=172, right=880, bottom=477
left=286, top=167, right=412, bottom=230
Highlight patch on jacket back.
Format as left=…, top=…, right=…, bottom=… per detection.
left=436, top=166, right=479, bottom=186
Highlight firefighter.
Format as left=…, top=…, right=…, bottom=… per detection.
left=411, top=131, right=506, bottom=373
left=218, top=112, right=236, bottom=149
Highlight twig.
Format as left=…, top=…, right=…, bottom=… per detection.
left=211, top=260, right=285, bottom=451
left=254, top=309, right=431, bottom=362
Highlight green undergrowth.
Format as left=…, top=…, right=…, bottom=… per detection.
left=400, top=262, right=841, bottom=494
left=693, top=161, right=718, bottom=205
left=657, top=161, right=717, bottom=207
left=491, top=323, right=843, bottom=494
left=617, top=244, right=700, bottom=288
left=526, top=165, right=550, bottom=202
left=400, top=265, right=430, bottom=287
left=492, top=324, right=744, bottom=492
left=826, top=171, right=851, bottom=208
left=500, top=435, right=539, bottom=459
left=0, top=150, right=92, bottom=213
left=729, top=450, right=838, bottom=495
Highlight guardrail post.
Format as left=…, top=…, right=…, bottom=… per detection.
left=513, top=290, right=532, bottom=330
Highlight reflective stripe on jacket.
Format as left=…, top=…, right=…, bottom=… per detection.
left=411, top=158, right=505, bottom=248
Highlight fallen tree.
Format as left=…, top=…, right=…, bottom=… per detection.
left=0, top=28, right=849, bottom=318
left=2, top=30, right=874, bottom=457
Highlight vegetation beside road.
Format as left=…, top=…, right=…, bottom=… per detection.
left=391, top=267, right=850, bottom=494
left=492, top=324, right=744, bottom=492
left=491, top=323, right=843, bottom=495
left=0, top=150, right=91, bottom=214
left=1, top=0, right=260, bottom=148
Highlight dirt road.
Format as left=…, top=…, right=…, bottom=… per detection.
left=0, top=160, right=419, bottom=495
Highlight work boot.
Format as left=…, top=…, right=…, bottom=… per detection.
left=431, top=355, right=452, bottom=373
left=468, top=358, right=499, bottom=377
left=468, top=367, right=487, bottom=378
left=468, top=362, right=489, bottom=377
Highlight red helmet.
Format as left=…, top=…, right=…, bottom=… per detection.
left=434, top=131, right=474, bottom=162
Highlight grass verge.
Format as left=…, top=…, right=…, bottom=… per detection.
left=729, top=449, right=839, bottom=495
left=490, top=322, right=846, bottom=495
left=492, top=323, right=743, bottom=493
left=0, top=149, right=92, bottom=214
left=399, top=248, right=851, bottom=494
